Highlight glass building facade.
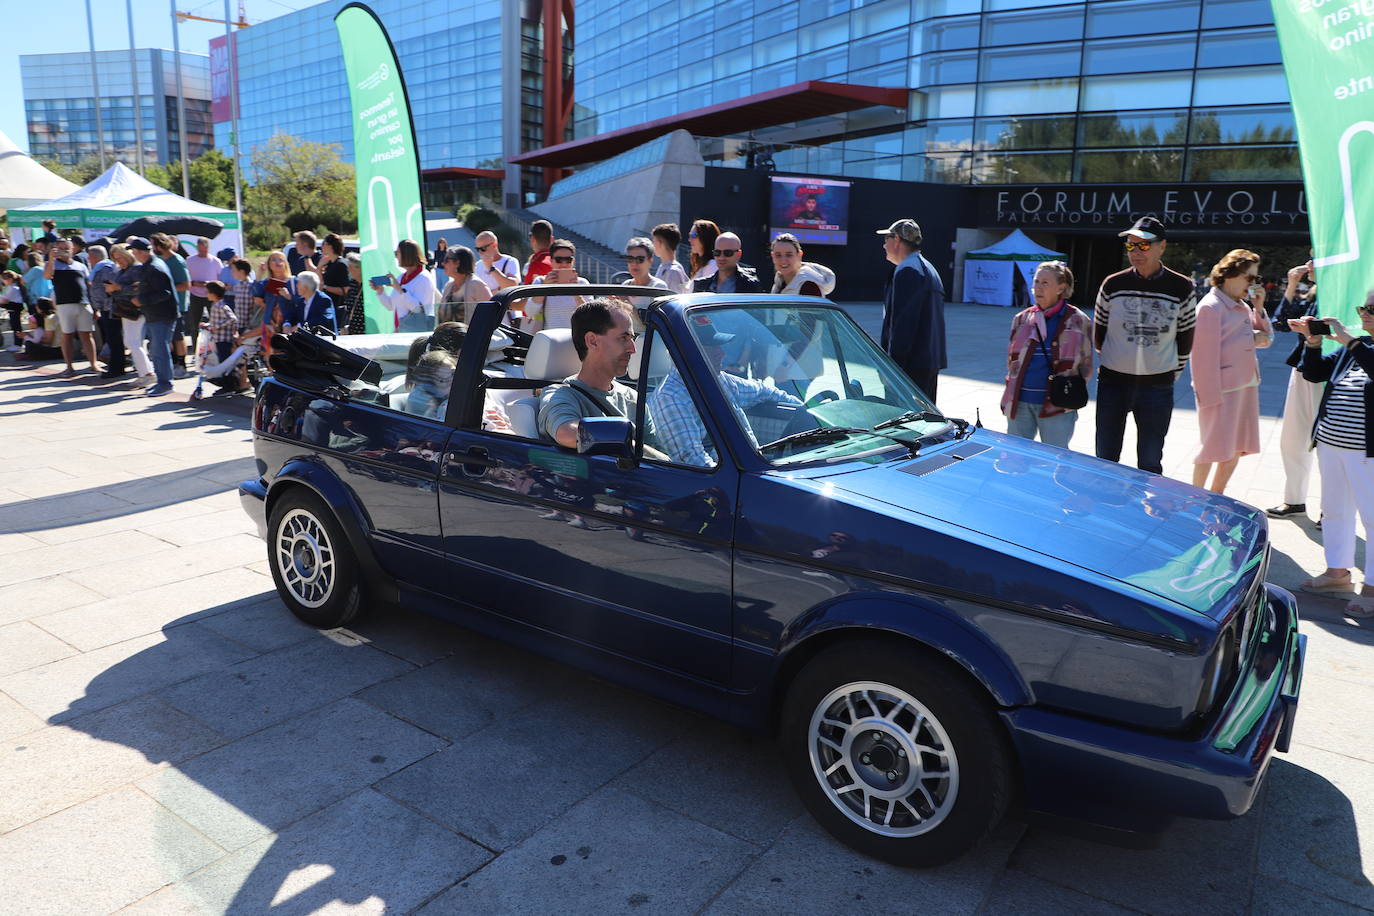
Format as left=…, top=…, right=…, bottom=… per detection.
left=572, top=0, right=1294, bottom=186
left=21, top=49, right=212, bottom=166
left=216, top=0, right=1297, bottom=202
left=212, top=0, right=504, bottom=203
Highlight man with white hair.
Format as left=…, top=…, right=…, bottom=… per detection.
left=281, top=270, right=337, bottom=334
left=692, top=232, right=762, bottom=293
left=186, top=236, right=221, bottom=354
left=473, top=231, right=520, bottom=292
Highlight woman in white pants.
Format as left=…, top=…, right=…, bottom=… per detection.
left=106, top=245, right=153, bottom=381
left=1292, top=292, right=1374, bottom=619
left=1267, top=261, right=1324, bottom=519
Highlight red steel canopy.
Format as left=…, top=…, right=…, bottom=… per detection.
left=422, top=166, right=505, bottom=180
left=508, top=81, right=909, bottom=169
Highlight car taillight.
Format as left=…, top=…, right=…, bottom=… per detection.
left=1196, top=622, right=1239, bottom=718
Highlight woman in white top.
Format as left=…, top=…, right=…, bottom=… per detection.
left=622, top=236, right=671, bottom=306
left=371, top=239, right=437, bottom=332
left=526, top=239, right=589, bottom=333
left=687, top=219, right=719, bottom=291
left=651, top=223, right=691, bottom=294
left=769, top=233, right=837, bottom=297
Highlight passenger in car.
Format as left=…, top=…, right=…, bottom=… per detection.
left=538, top=299, right=641, bottom=448
left=650, top=319, right=802, bottom=467
left=407, top=350, right=456, bottom=420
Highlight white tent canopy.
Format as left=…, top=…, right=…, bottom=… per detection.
left=8, top=162, right=239, bottom=250
left=0, top=128, right=80, bottom=209
left=964, top=229, right=1066, bottom=307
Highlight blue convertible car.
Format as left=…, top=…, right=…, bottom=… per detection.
left=240, top=286, right=1305, bottom=866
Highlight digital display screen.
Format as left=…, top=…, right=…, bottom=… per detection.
left=769, top=176, right=850, bottom=246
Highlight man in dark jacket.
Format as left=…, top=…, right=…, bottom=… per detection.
left=129, top=237, right=179, bottom=396
left=693, top=232, right=763, bottom=293
left=878, top=219, right=946, bottom=401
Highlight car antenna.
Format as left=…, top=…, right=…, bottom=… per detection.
left=975, top=408, right=983, bottom=429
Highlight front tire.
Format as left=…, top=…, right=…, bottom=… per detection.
left=780, top=639, right=1012, bottom=867
left=267, top=489, right=363, bottom=628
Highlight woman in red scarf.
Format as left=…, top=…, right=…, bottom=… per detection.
left=371, top=239, right=436, bottom=332
left=1000, top=261, right=1094, bottom=448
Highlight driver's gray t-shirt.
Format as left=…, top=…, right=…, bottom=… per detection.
left=538, top=377, right=638, bottom=441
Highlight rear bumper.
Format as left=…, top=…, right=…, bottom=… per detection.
left=1005, top=584, right=1305, bottom=832
left=238, top=477, right=268, bottom=540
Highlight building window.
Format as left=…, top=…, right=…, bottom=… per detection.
left=1086, top=0, right=1200, bottom=38
left=973, top=150, right=1073, bottom=184
left=1193, top=65, right=1289, bottom=107
left=1186, top=144, right=1299, bottom=180
left=1075, top=148, right=1184, bottom=182
left=1201, top=0, right=1273, bottom=28
left=1080, top=71, right=1193, bottom=111
left=976, top=114, right=1076, bottom=150
left=1082, top=34, right=1197, bottom=74
left=978, top=78, right=1079, bottom=117
left=980, top=42, right=1080, bottom=82
left=1189, top=105, right=1296, bottom=144
left=1196, top=26, right=1281, bottom=65
left=982, top=6, right=1084, bottom=47
left=1079, top=109, right=1189, bottom=147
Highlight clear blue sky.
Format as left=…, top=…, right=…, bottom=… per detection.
left=2, top=0, right=315, bottom=154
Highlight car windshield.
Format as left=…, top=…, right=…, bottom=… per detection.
left=685, top=304, right=951, bottom=466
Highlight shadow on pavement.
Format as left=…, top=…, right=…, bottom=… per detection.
left=0, top=461, right=257, bottom=533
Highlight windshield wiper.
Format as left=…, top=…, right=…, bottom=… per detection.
left=761, top=426, right=921, bottom=456
left=873, top=410, right=945, bottom=431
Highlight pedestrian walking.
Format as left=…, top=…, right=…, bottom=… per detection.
left=1001, top=261, right=1093, bottom=448
left=106, top=244, right=154, bottom=383
left=127, top=237, right=178, bottom=397
left=1092, top=217, right=1196, bottom=475
left=1189, top=249, right=1273, bottom=494
left=1268, top=260, right=1324, bottom=519
left=45, top=237, right=98, bottom=376
left=1290, top=293, right=1374, bottom=618
left=878, top=218, right=946, bottom=402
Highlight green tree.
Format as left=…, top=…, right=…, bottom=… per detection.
left=143, top=149, right=236, bottom=209
left=243, top=132, right=356, bottom=249
left=34, top=155, right=104, bottom=186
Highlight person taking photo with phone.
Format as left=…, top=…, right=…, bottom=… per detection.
left=1189, top=249, right=1272, bottom=494
left=1290, top=288, right=1374, bottom=619
left=525, top=239, right=589, bottom=333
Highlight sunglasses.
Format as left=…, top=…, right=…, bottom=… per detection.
left=475, top=243, right=492, bottom=252
left=713, top=249, right=740, bottom=257
left=1124, top=241, right=1153, bottom=252
left=625, top=255, right=648, bottom=263
left=551, top=255, right=575, bottom=264
left=1358, top=304, right=1374, bottom=316
left=1244, top=273, right=1260, bottom=281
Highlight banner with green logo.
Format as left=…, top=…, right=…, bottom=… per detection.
left=1271, top=0, right=1374, bottom=341
left=335, top=2, right=424, bottom=334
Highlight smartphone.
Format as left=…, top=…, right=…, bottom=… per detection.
left=1307, top=319, right=1331, bottom=336
left=369, top=275, right=390, bottom=287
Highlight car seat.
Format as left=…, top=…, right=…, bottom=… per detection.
left=507, top=328, right=579, bottom=439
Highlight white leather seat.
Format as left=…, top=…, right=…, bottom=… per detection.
left=507, top=329, right=580, bottom=439
left=625, top=334, right=674, bottom=382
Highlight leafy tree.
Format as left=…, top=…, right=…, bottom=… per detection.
left=144, top=149, right=236, bottom=209
left=34, top=155, right=104, bottom=186
left=243, top=132, right=356, bottom=250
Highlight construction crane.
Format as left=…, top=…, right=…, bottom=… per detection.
left=176, top=1, right=248, bottom=28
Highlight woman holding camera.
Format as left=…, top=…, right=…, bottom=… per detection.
left=524, top=239, right=588, bottom=333
left=1267, top=260, right=1323, bottom=519
left=1291, top=290, right=1374, bottom=618
left=1000, top=260, right=1093, bottom=448
left=1189, top=249, right=1272, bottom=494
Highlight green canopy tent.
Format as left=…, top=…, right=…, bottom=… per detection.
left=8, top=161, right=240, bottom=252
left=963, top=229, right=1065, bottom=307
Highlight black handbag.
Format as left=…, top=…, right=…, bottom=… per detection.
left=1037, top=331, right=1088, bottom=410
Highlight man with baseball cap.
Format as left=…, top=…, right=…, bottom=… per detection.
left=127, top=237, right=179, bottom=396
left=1092, top=216, right=1197, bottom=475
left=878, top=218, right=946, bottom=401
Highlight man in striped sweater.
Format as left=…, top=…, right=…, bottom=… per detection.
left=1093, top=216, right=1197, bottom=475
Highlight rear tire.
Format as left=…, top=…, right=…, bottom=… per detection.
left=267, top=488, right=363, bottom=628
left=780, top=638, right=1012, bottom=867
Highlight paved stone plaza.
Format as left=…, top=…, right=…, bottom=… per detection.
left=0, top=303, right=1370, bottom=915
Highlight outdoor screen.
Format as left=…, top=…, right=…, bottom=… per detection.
left=769, top=176, right=851, bottom=246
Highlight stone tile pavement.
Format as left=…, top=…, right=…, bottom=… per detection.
left=0, top=304, right=1369, bottom=915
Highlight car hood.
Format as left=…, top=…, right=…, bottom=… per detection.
left=816, top=432, right=1266, bottom=620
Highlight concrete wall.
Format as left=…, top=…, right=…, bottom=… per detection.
left=531, top=130, right=706, bottom=252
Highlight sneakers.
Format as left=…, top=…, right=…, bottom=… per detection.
left=172, top=365, right=189, bottom=379
left=1265, top=503, right=1306, bottom=518
left=146, top=381, right=174, bottom=397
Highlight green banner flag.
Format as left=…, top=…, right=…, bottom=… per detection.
left=335, top=2, right=424, bottom=334
left=1271, top=0, right=1374, bottom=338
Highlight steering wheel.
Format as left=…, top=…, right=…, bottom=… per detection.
left=803, top=389, right=840, bottom=410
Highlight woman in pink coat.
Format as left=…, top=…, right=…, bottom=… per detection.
left=1190, top=249, right=1272, bottom=493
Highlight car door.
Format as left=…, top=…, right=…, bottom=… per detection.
left=437, top=321, right=736, bottom=685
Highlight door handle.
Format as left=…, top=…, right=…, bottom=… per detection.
left=450, top=446, right=495, bottom=478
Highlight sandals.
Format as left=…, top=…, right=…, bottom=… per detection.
left=1345, top=595, right=1374, bottom=619
left=1301, top=573, right=1356, bottom=596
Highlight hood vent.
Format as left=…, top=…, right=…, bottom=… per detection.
left=899, top=442, right=990, bottom=477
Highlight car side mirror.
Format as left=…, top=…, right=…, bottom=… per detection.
left=577, top=416, right=635, bottom=464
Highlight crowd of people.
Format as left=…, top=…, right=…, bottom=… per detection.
left=1, top=209, right=1370, bottom=617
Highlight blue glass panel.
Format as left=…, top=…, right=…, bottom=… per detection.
left=916, top=15, right=980, bottom=51
left=1083, top=34, right=1197, bottom=73
left=1080, top=71, right=1193, bottom=111
left=1079, top=109, right=1189, bottom=146
left=981, top=42, right=1081, bottom=82
left=1193, top=65, right=1290, bottom=105
left=1086, top=0, right=1199, bottom=37
left=983, top=6, right=1084, bottom=47
left=977, top=78, right=1080, bottom=116
left=1201, top=0, right=1272, bottom=27
left=1189, top=104, right=1296, bottom=144
left=1197, top=27, right=1281, bottom=65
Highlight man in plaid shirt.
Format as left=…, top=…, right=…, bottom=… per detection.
left=648, top=318, right=801, bottom=467
left=228, top=258, right=260, bottom=344
left=201, top=281, right=240, bottom=365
